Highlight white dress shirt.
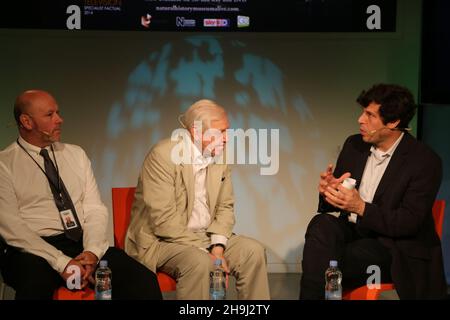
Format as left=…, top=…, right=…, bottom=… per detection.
left=359, top=133, right=404, bottom=203
left=0, top=136, right=109, bottom=273
left=187, top=141, right=228, bottom=247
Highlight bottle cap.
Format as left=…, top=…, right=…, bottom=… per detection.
left=214, top=259, right=222, bottom=266
left=329, top=260, right=338, bottom=267
left=99, top=260, right=108, bottom=268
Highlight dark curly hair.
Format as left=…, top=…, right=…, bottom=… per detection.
left=356, top=84, right=417, bottom=130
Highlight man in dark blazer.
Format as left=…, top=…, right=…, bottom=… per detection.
left=300, top=84, right=447, bottom=300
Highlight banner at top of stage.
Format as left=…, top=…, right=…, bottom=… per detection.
left=0, top=0, right=396, bottom=32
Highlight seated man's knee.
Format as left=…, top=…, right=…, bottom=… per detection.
left=16, top=277, right=59, bottom=299
left=307, top=213, right=339, bottom=234
left=10, top=254, right=60, bottom=299
left=304, top=214, right=345, bottom=246
left=181, top=249, right=211, bottom=276
left=238, top=237, right=267, bottom=263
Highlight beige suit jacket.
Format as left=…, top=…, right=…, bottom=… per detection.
left=124, top=137, right=235, bottom=272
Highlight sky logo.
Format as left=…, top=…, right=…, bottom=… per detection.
left=237, top=15, right=250, bottom=28
left=203, top=19, right=230, bottom=27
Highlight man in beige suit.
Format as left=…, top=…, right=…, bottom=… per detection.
left=125, top=99, right=270, bottom=300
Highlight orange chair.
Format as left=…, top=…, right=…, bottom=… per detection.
left=112, top=187, right=177, bottom=292
left=432, top=200, right=445, bottom=239
left=343, top=199, right=446, bottom=300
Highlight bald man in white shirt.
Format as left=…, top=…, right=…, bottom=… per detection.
left=0, top=90, right=162, bottom=300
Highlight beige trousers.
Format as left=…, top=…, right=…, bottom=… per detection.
left=156, top=234, right=270, bottom=300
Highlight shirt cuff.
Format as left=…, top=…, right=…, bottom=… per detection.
left=348, top=213, right=358, bottom=223
left=198, top=247, right=209, bottom=253
left=54, top=255, right=73, bottom=274
left=84, top=242, right=109, bottom=262
left=210, top=234, right=228, bottom=248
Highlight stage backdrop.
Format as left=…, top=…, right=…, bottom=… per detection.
left=0, top=0, right=422, bottom=272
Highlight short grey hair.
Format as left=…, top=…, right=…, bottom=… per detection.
left=179, top=99, right=227, bottom=131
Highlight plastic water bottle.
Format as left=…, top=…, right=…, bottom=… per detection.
left=325, top=260, right=342, bottom=300
left=210, top=259, right=226, bottom=300
left=95, top=260, right=112, bottom=300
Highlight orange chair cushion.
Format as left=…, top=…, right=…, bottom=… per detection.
left=53, top=287, right=95, bottom=300
left=157, top=271, right=177, bottom=292
left=343, top=283, right=395, bottom=300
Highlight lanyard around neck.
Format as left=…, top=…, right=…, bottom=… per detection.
left=16, top=138, right=63, bottom=194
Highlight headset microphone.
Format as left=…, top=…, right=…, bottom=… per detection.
left=40, top=130, right=52, bottom=137
left=39, top=130, right=56, bottom=142
left=368, top=127, right=411, bottom=135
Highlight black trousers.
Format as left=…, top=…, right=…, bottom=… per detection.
left=300, top=213, right=392, bottom=300
left=0, top=234, right=162, bottom=300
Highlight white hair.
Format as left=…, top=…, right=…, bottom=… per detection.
left=178, top=99, right=226, bottom=131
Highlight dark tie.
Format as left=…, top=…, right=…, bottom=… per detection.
left=40, top=148, right=83, bottom=241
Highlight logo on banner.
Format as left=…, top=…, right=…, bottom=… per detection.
left=237, top=15, right=250, bottom=28
left=141, top=14, right=152, bottom=28
left=203, top=19, right=230, bottom=28
left=176, top=17, right=196, bottom=27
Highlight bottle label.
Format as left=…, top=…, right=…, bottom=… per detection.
left=96, top=289, right=112, bottom=300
